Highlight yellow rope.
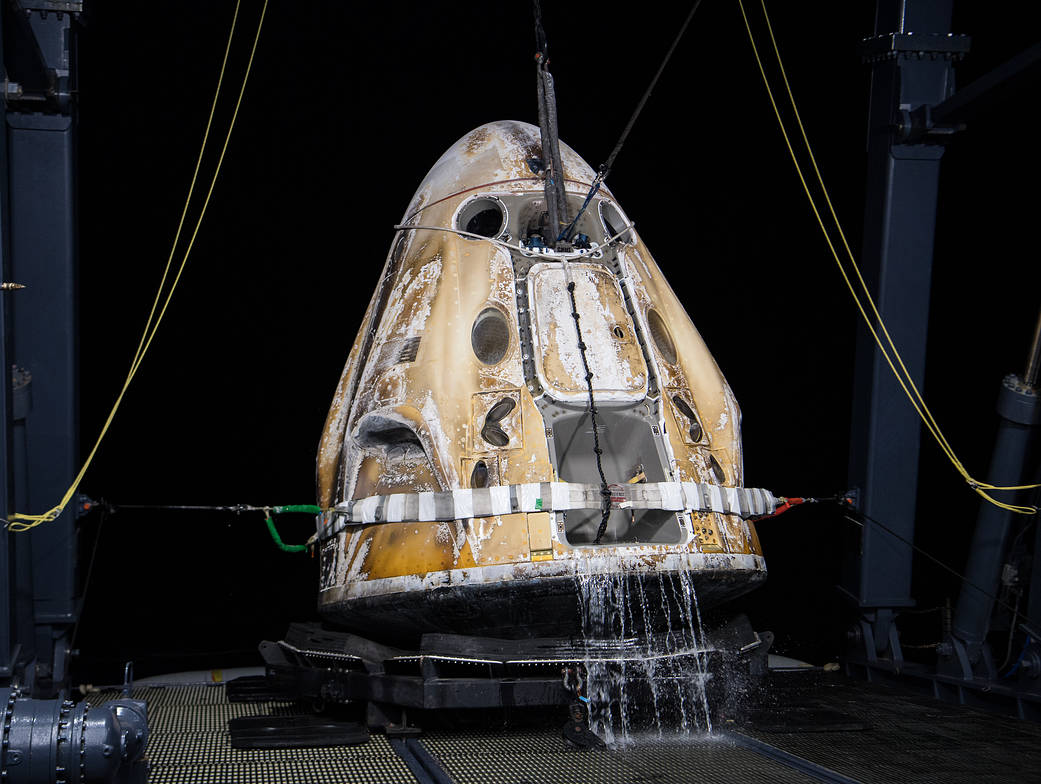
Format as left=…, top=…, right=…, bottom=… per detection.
left=6, top=0, right=270, bottom=532
left=738, top=0, right=1037, bottom=514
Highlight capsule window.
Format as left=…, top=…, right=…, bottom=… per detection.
left=481, top=397, right=516, bottom=447
left=647, top=309, right=677, bottom=365
left=672, top=395, right=704, bottom=443
left=709, top=454, right=727, bottom=485
left=598, top=201, right=633, bottom=244
left=470, top=460, right=490, bottom=488
left=456, top=196, right=507, bottom=240
left=471, top=307, right=511, bottom=365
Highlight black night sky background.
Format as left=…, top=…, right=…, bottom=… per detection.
left=64, top=2, right=1041, bottom=684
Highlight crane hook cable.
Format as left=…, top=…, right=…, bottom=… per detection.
left=560, top=0, right=704, bottom=243
left=5, top=0, right=271, bottom=532
left=532, top=1, right=611, bottom=542
left=738, top=0, right=1038, bottom=514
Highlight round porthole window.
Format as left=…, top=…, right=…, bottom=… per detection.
left=471, top=307, right=511, bottom=365
left=456, top=196, right=507, bottom=240
left=598, top=201, right=634, bottom=244
left=647, top=308, right=677, bottom=365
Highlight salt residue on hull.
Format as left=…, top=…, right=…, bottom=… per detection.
left=316, top=120, right=765, bottom=643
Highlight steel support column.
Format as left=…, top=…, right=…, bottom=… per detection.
left=845, top=0, right=958, bottom=657
left=0, top=12, right=14, bottom=683
left=9, top=111, right=79, bottom=694
left=1, top=3, right=81, bottom=695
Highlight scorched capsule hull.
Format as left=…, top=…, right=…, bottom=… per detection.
left=314, top=121, right=768, bottom=645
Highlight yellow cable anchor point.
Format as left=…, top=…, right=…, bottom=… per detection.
left=7, top=0, right=270, bottom=532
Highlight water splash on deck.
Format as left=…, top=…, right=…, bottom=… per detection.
left=575, top=558, right=714, bottom=746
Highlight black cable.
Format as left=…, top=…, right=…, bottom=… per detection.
left=563, top=278, right=613, bottom=544
left=110, top=503, right=266, bottom=513
left=841, top=505, right=1041, bottom=639
left=557, top=174, right=604, bottom=244
left=69, top=504, right=108, bottom=653
left=604, top=0, right=703, bottom=175
left=529, top=3, right=608, bottom=538
left=899, top=605, right=945, bottom=615
left=69, top=500, right=278, bottom=652
left=532, top=0, right=548, bottom=59
left=560, top=0, right=703, bottom=243
left=999, top=593, right=1022, bottom=671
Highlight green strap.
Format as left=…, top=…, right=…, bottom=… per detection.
left=265, top=505, right=321, bottom=553
left=272, top=503, right=320, bottom=516
left=274, top=504, right=322, bottom=515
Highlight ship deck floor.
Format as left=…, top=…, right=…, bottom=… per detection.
left=87, top=671, right=1041, bottom=783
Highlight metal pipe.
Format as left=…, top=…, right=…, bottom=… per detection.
left=951, top=387, right=1035, bottom=649
left=950, top=304, right=1041, bottom=667
left=0, top=688, right=149, bottom=783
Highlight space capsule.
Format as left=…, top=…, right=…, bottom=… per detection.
left=313, top=121, right=773, bottom=643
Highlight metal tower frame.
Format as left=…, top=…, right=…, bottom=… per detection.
left=0, top=0, right=82, bottom=696
left=845, top=0, right=1041, bottom=718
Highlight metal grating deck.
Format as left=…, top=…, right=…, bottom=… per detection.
left=84, top=676, right=1041, bottom=783
left=730, top=676, right=1041, bottom=784
left=86, top=686, right=418, bottom=784
left=419, top=728, right=816, bottom=784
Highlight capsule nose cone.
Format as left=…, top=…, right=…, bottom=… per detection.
left=406, top=121, right=600, bottom=215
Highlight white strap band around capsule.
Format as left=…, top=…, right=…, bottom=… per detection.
left=314, top=481, right=777, bottom=543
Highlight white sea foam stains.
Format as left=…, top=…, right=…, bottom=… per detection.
left=575, top=560, right=713, bottom=746
left=314, top=119, right=765, bottom=679
left=528, top=263, right=647, bottom=404
left=420, top=394, right=459, bottom=486
left=434, top=522, right=455, bottom=548
left=464, top=515, right=502, bottom=562
left=341, top=530, right=370, bottom=585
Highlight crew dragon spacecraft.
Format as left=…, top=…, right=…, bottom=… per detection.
left=312, top=120, right=777, bottom=642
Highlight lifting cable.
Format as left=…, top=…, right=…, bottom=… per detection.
left=559, top=0, right=704, bottom=244
left=737, top=0, right=1038, bottom=514
left=532, top=1, right=613, bottom=542
left=533, top=0, right=570, bottom=240
left=4, top=0, right=270, bottom=532
left=533, top=1, right=709, bottom=542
